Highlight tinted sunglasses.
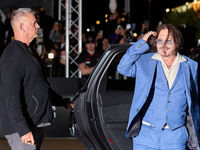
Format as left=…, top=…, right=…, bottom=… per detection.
left=156, top=39, right=173, bottom=45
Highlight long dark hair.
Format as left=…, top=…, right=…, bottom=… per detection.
left=150, top=24, right=184, bottom=52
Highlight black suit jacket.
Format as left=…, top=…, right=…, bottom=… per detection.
left=0, top=40, right=69, bottom=137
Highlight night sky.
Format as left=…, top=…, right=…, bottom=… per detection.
left=0, top=0, right=195, bottom=34
left=82, top=0, right=194, bottom=32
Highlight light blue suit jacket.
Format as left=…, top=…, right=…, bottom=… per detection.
left=117, top=39, right=199, bottom=149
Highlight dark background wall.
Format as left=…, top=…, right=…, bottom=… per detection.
left=0, top=0, right=54, bottom=18
left=0, top=0, right=195, bottom=33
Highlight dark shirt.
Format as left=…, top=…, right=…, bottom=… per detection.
left=77, top=50, right=101, bottom=79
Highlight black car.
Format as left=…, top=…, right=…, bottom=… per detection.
left=70, top=44, right=135, bottom=150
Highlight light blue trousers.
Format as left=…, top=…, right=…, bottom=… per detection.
left=132, top=124, right=188, bottom=150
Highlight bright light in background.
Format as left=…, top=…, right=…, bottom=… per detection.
left=194, top=0, right=197, bottom=4
left=48, top=53, right=54, bottom=59
left=133, top=33, right=137, bottom=37
left=121, top=17, right=125, bottom=21
left=105, top=14, right=108, bottom=18
left=105, top=14, right=108, bottom=23
left=86, top=28, right=90, bottom=32
left=166, top=8, right=170, bottom=12
left=96, top=20, right=100, bottom=25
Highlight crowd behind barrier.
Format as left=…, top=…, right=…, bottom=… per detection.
left=0, top=6, right=199, bottom=79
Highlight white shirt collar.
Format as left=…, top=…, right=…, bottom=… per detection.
left=151, top=52, right=187, bottom=89
left=151, top=52, right=187, bottom=64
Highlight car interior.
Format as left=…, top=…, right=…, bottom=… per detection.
left=96, top=52, right=135, bottom=149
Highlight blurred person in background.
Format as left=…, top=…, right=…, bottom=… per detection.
left=95, top=30, right=104, bottom=51
left=4, top=7, right=17, bottom=46
left=102, top=37, right=111, bottom=52
left=45, top=46, right=60, bottom=77
left=70, top=25, right=78, bottom=54
left=137, top=20, right=150, bottom=41
left=0, top=10, right=5, bottom=56
left=113, top=24, right=126, bottom=44
left=105, top=13, right=118, bottom=42
left=56, top=49, right=66, bottom=77
left=77, top=37, right=102, bottom=87
left=49, top=21, right=62, bottom=49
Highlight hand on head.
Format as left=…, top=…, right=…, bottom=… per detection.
left=142, top=31, right=157, bottom=42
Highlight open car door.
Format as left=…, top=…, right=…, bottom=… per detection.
left=70, top=44, right=134, bottom=150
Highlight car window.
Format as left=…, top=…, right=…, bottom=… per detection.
left=106, top=53, right=135, bottom=91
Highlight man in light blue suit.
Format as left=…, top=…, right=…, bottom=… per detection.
left=117, top=24, right=199, bottom=150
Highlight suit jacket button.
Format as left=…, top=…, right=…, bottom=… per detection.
left=136, top=109, right=139, bottom=112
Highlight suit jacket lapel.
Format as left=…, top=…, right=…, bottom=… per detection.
left=30, top=54, right=42, bottom=68
left=182, top=61, right=191, bottom=106
left=146, top=59, right=158, bottom=93
left=24, top=47, right=41, bottom=68
left=170, top=63, right=183, bottom=90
